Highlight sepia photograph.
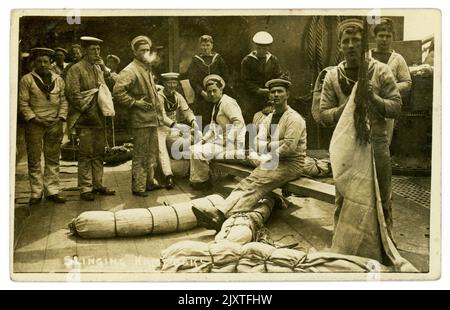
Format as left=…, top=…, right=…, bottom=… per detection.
left=9, top=8, right=441, bottom=281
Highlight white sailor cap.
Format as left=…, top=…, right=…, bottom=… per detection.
left=80, top=36, right=103, bottom=47
left=161, top=72, right=180, bottom=81
left=203, top=74, right=225, bottom=90
left=252, top=31, right=273, bottom=45
left=54, top=47, right=68, bottom=55
left=106, top=54, right=121, bottom=64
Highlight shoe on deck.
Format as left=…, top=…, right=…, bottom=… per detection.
left=165, top=175, right=175, bottom=190
left=92, top=187, right=116, bottom=196
left=146, top=181, right=163, bottom=192
left=81, top=192, right=95, bottom=201
left=132, top=191, right=148, bottom=197
left=192, top=205, right=225, bottom=232
left=29, top=197, right=42, bottom=205
left=189, top=180, right=213, bottom=191
left=46, top=194, right=66, bottom=204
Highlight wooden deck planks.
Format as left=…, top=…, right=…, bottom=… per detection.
left=14, top=202, right=54, bottom=273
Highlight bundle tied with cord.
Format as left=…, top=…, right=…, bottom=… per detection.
left=68, top=194, right=224, bottom=238
left=303, top=156, right=332, bottom=178
left=215, top=196, right=274, bottom=245
left=159, top=240, right=398, bottom=273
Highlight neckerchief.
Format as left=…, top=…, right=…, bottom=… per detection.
left=32, top=72, right=55, bottom=100
left=161, top=92, right=179, bottom=112
left=194, top=53, right=218, bottom=74
left=211, top=97, right=223, bottom=124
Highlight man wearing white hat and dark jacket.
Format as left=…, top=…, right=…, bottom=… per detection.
left=19, top=47, right=68, bottom=205
left=65, top=36, right=116, bottom=201
left=113, top=35, right=184, bottom=197
left=240, top=31, right=283, bottom=124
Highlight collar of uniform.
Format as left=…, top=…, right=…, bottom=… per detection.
left=162, top=89, right=179, bottom=99
left=267, top=105, right=293, bottom=124
left=338, top=56, right=376, bottom=70
left=79, top=58, right=105, bottom=79
left=337, top=57, right=377, bottom=83
left=80, top=57, right=99, bottom=68
left=248, top=50, right=272, bottom=63
left=198, top=52, right=217, bottom=58
left=31, top=70, right=57, bottom=84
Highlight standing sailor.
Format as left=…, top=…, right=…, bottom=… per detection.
left=19, top=47, right=68, bottom=205
left=320, top=19, right=402, bottom=261
left=370, top=17, right=411, bottom=145
left=240, top=31, right=283, bottom=124
left=113, top=35, right=183, bottom=196
left=187, top=35, right=231, bottom=128
left=65, top=36, right=116, bottom=201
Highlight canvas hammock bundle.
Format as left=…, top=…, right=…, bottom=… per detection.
left=215, top=196, right=274, bottom=245
left=97, top=83, right=115, bottom=117
left=68, top=194, right=224, bottom=238
left=302, top=156, right=332, bottom=178
left=329, top=83, right=417, bottom=272
left=159, top=240, right=399, bottom=273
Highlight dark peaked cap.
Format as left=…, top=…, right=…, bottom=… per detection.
left=30, top=47, right=55, bottom=57
left=265, top=78, right=292, bottom=89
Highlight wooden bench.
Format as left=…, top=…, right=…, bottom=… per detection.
left=212, top=162, right=336, bottom=204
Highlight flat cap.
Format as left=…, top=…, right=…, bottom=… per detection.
left=265, top=78, right=292, bottom=89
left=106, top=54, right=121, bottom=64
left=253, top=31, right=273, bottom=45
left=203, top=74, right=225, bottom=90
left=161, top=72, right=180, bottom=81
left=30, top=47, right=55, bottom=57
left=131, top=35, right=152, bottom=52
left=337, top=18, right=364, bottom=37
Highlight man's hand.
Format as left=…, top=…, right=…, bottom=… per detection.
left=48, top=117, right=63, bottom=126
left=134, top=99, right=152, bottom=111
left=248, top=151, right=260, bottom=161
left=174, top=123, right=191, bottom=132
left=94, top=57, right=108, bottom=71
left=200, top=90, right=208, bottom=101
left=31, top=117, right=52, bottom=127
left=172, top=123, right=191, bottom=137
left=259, top=153, right=272, bottom=164
left=368, top=81, right=385, bottom=115
left=256, top=88, right=270, bottom=97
